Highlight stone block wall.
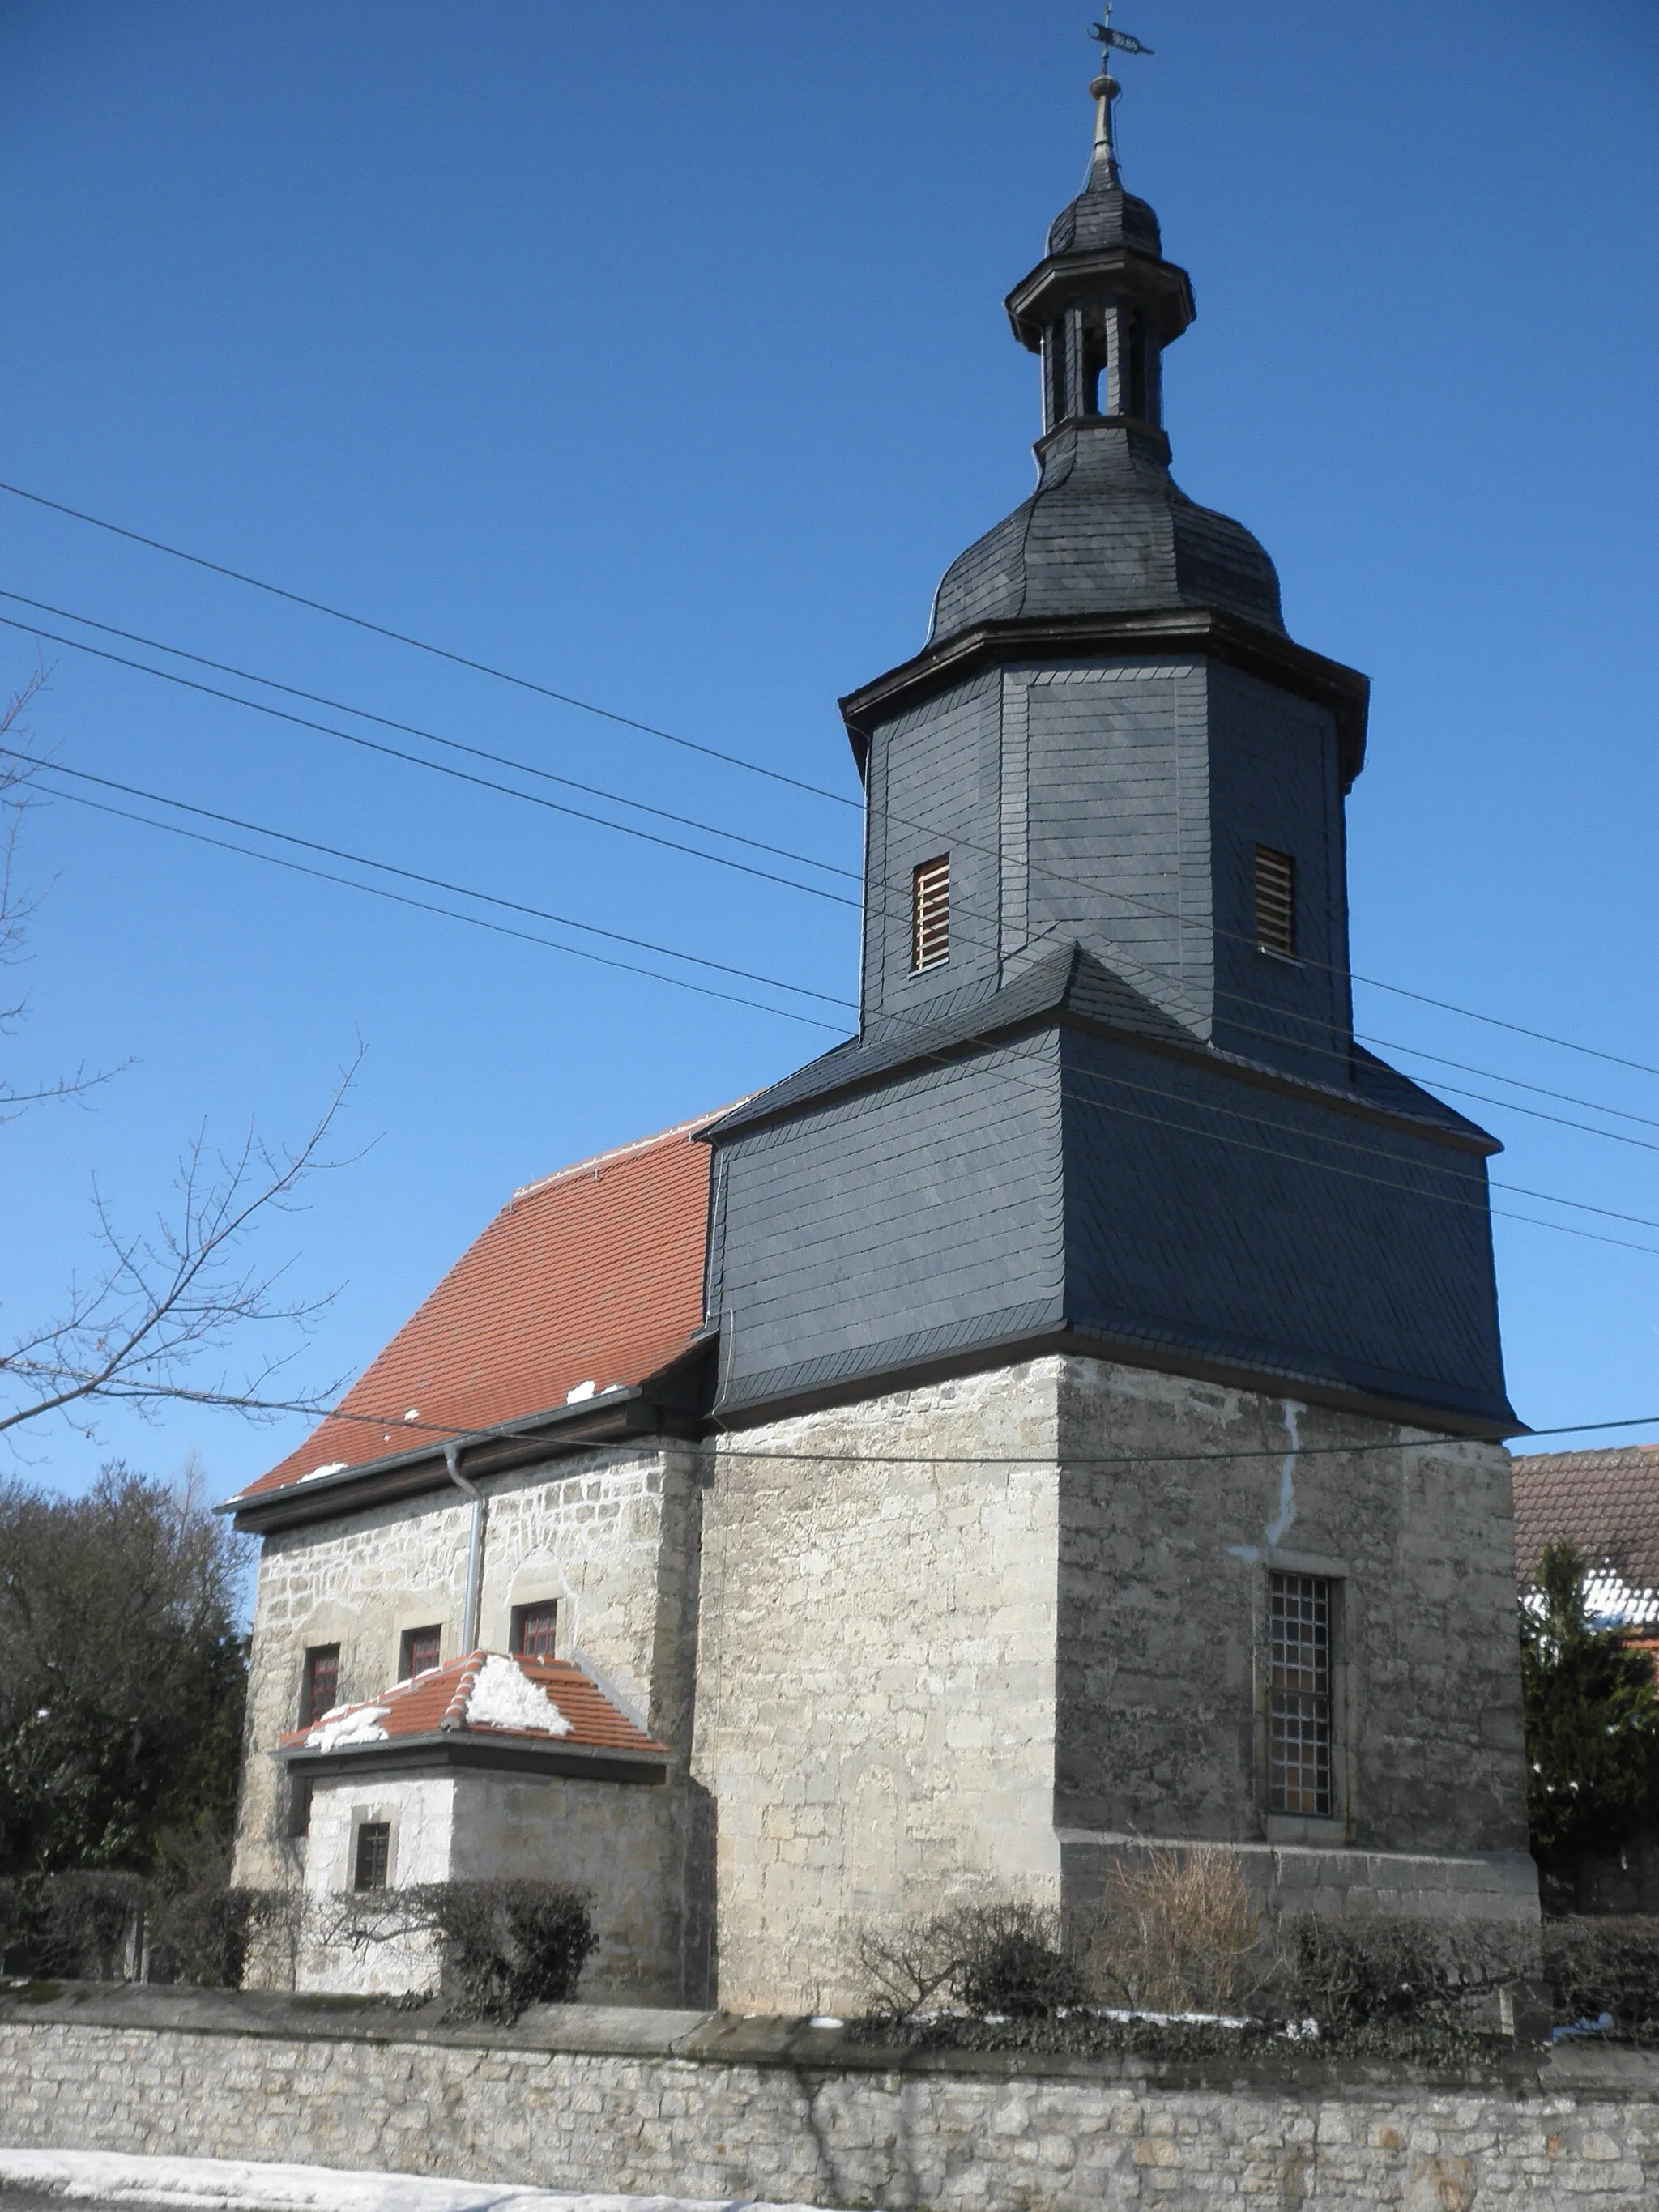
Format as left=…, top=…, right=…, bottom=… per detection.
left=2, top=1991, right=1657, bottom=2211
left=232, top=1442, right=710, bottom=2005
left=1055, top=1356, right=1533, bottom=1877
left=693, top=1361, right=1064, bottom=2014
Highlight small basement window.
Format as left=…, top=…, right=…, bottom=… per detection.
left=1268, top=1571, right=1333, bottom=1818
left=510, top=1601, right=558, bottom=1663
left=399, top=1625, right=441, bottom=1680
left=353, top=1821, right=391, bottom=1892
left=1253, top=845, right=1296, bottom=957
left=911, top=855, right=950, bottom=972
left=299, top=1643, right=339, bottom=1728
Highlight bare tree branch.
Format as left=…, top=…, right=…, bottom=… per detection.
left=0, top=669, right=361, bottom=1444
left=0, top=664, right=128, bottom=1122
left=0, top=1054, right=360, bottom=1444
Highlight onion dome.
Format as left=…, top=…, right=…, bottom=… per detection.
left=928, top=57, right=1284, bottom=647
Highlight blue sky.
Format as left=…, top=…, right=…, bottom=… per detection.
left=0, top=0, right=1656, bottom=1502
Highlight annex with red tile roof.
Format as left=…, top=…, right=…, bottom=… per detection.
left=279, top=1650, right=668, bottom=1777
left=240, top=1110, right=724, bottom=1506
left=1512, top=1443, right=1659, bottom=1599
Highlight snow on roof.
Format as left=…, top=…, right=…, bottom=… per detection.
left=279, top=1651, right=667, bottom=1761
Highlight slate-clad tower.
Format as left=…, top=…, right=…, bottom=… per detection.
left=689, top=56, right=1535, bottom=2014
left=704, top=67, right=1512, bottom=1434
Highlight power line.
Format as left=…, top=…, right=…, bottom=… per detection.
left=11, top=586, right=1659, bottom=1166
left=6, top=479, right=1656, bottom=1089
left=207, top=1390, right=1659, bottom=1466
left=40, top=784, right=846, bottom=1032
left=0, top=613, right=859, bottom=910
left=8, top=748, right=853, bottom=1026
left=1356, top=1034, right=1659, bottom=1134
left=0, top=585, right=859, bottom=886
left=0, top=479, right=857, bottom=808
left=17, top=739, right=1659, bottom=1259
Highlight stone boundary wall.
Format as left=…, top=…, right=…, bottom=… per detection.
left=2, top=1987, right=1657, bottom=2210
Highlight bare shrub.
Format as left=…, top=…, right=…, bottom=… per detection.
left=853, top=1911, right=963, bottom=2016
left=855, top=1898, right=1082, bottom=2018
left=1082, top=1845, right=1269, bottom=2014
left=1538, top=1918, right=1659, bottom=2044
left=32, top=1869, right=146, bottom=1980
left=1281, top=1915, right=1533, bottom=2050
left=321, top=1877, right=596, bottom=2022
left=144, top=1885, right=295, bottom=1988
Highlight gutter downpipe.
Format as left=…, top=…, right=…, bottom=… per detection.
left=445, top=1443, right=488, bottom=1652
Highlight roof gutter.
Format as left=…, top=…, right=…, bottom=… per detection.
left=445, top=1443, right=488, bottom=1653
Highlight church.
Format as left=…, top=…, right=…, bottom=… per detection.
left=228, top=40, right=1537, bottom=2013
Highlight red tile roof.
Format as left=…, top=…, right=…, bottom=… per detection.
left=244, top=1111, right=723, bottom=1499
left=279, top=1650, right=667, bottom=1760
left=1512, top=1443, right=1659, bottom=1592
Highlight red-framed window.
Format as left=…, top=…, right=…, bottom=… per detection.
left=299, top=1643, right=340, bottom=1728
left=399, top=1626, right=441, bottom=1680
left=510, top=1601, right=557, bottom=1663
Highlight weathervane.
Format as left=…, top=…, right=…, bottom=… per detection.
left=1089, top=6, right=1154, bottom=62
left=1085, top=6, right=1154, bottom=181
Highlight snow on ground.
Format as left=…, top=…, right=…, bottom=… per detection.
left=0, top=2153, right=823, bottom=2212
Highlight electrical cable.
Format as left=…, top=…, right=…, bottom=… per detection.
left=0, top=613, right=860, bottom=910
left=0, top=479, right=854, bottom=806
left=11, top=589, right=1658, bottom=1170
left=5, top=481, right=1657, bottom=1086
left=199, top=1390, right=1659, bottom=1464
left=14, top=743, right=1659, bottom=1258
left=45, top=784, right=845, bottom=1031
left=7, top=748, right=854, bottom=1024
left=0, top=585, right=859, bottom=885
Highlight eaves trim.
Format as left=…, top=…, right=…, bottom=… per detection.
left=715, top=1311, right=1521, bottom=1442
left=278, top=1733, right=669, bottom=1787
left=224, top=1386, right=672, bottom=1535
left=702, top=985, right=1496, bottom=1159
left=838, top=607, right=1370, bottom=791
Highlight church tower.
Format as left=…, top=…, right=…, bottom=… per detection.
left=692, top=40, right=1535, bottom=2013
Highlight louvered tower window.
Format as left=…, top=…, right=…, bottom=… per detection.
left=1254, top=845, right=1296, bottom=956
left=911, top=856, right=950, bottom=972
left=1268, top=1571, right=1333, bottom=1817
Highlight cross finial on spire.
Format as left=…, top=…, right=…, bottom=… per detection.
left=1085, top=8, right=1154, bottom=185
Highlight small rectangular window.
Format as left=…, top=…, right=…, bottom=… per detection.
left=399, top=1626, right=441, bottom=1681
left=353, top=1821, right=390, bottom=1892
left=911, top=856, right=950, bottom=972
left=1254, top=845, right=1296, bottom=957
left=1269, top=1571, right=1333, bottom=1818
left=299, top=1643, right=339, bottom=1728
left=510, top=1601, right=557, bottom=1663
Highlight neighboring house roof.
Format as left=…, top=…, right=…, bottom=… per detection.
left=1512, top=1443, right=1659, bottom=1627
left=239, top=1111, right=723, bottom=1503
left=279, top=1651, right=669, bottom=1775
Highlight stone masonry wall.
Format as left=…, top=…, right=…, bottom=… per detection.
left=232, top=1443, right=709, bottom=2005
left=2, top=1996, right=1657, bottom=2211
left=1054, top=1357, right=1535, bottom=1911
left=694, top=1361, right=1064, bottom=2015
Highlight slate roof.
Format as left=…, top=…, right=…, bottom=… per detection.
left=928, top=422, right=1286, bottom=650
left=1512, top=1444, right=1659, bottom=1598
left=241, top=1112, right=723, bottom=1500
left=1047, top=170, right=1162, bottom=258
left=706, top=940, right=1492, bottom=1150
left=279, top=1650, right=667, bottom=1763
